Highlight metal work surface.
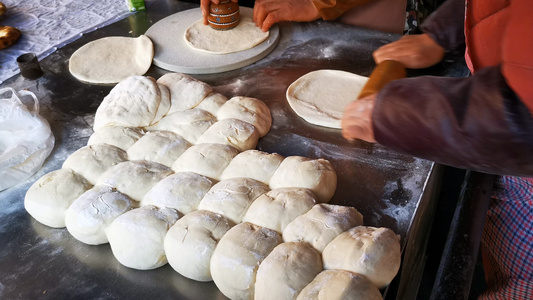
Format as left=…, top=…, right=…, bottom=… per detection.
left=0, top=0, right=469, bottom=299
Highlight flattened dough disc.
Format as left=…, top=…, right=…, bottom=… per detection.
left=145, top=7, right=280, bottom=74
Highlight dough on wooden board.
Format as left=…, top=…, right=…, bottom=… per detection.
left=217, top=96, right=272, bottom=137
left=105, top=205, right=180, bottom=270
left=242, top=187, right=316, bottom=233
left=127, top=130, right=191, bottom=167
left=297, top=269, right=383, bottom=300
left=322, top=226, right=401, bottom=289
left=286, top=70, right=368, bottom=128
left=220, top=150, right=284, bottom=185
left=146, top=108, right=216, bottom=144
left=269, top=156, right=337, bottom=203
left=141, top=172, right=214, bottom=214
left=69, top=35, right=154, bottom=84
left=164, top=210, right=233, bottom=282
left=282, top=203, right=364, bottom=252
left=156, top=72, right=213, bottom=113
left=171, top=143, right=239, bottom=180
left=255, top=241, right=323, bottom=300
left=65, top=185, right=136, bottom=245
left=24, top=168, right=92, bottom=228
left=87, top=126, right=145, bottom=151
left=210, top=222, right=282, bottom=300
left=62, top=144, right=128, bottom=184
left=196, top=118, right=259, bottom=152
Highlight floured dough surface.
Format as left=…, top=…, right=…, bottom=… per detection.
left=157, top=72, right=213, bottom=113
left=69, top=35, right=154, bottom=84
left=286, top=70, right=368, bottom=128
left=171, top=143, right=239, bottom=180
left=88, top=126, right=145, bottom=151
left=221, top=150, right=284, bottom=185
left=196, top=118, right=259, bottom=152
left=127, top=131, right=191, bottom=167
left=146, top=108, right=216, bottom=144
left=217, top=96, right=272, bottom=137
left=184, top=12, right=269, bottom=55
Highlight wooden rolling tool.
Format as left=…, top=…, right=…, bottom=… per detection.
left=357, top=60, right=406, bottom=99
left=208, top=0, right=240, bottom=30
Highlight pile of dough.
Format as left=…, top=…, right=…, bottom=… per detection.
left=156, top=72, right=213, bottom=113
left=322, top=226, right=401, bottom=288
left=127, top=131, right=191, bottom=167
left=146, top=108, right=216, bottom=144
left=220, top=150, right=284, bottom=184
left=87, top=126, right=145, bottom=151
left=196, top=118, right=259, bottom=152
left=217, top=96, right=272, bottom=137
left=164, top=210, right=233, bottom=281
left=69, top=35, right=154, bottom=84
left=171, top=143, right=239, bottom=180
left=195, top=93, right=228, bottom=115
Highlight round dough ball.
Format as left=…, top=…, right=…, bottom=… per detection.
left=195, top=92, right=228, bottom=115
left=242, top=187, right=316, bottom=233
left=65, top=185, right=136, bottom=245
left=127, top=131, right=191, bottom=167
left=156, top=72, right=213, bottom=113
left=220, top=150, right=284, bottom=184
left=217, top=96, right=272, bottom=137
left=322, top=226, right=401, bottom=289
left=171, top=143, right=239, bottom=180
left=164, top=210, right=233, bottom=281
left=24, top=169, right=92, bottom=228
left=105, top=205, right=180, bottom=270
left=282, top=203, right=364, bottom=252
left=62, top=144, right=128, bottom=184
left=87, top=126, right=145, bottom=151
left=269, top=156, right=337, bottom=203
left=146, top=108, right=216, bottom=144
left=96, top=160, right=173, bottom=201
left=196, top=118, right=259, bottom=152
left=297, top=269, right=382, bottom=300
left=211, top=222, right=282, bottom=300
left=198, top=177, right=269, bottom=224
left=141, top=172, right=214, bottom=214
left=255, top=242, right=323, bottom=300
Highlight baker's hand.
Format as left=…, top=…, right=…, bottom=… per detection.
left=253, top=0, right=320, bottom=32
left=341, top=95, right=376, bottom=143
left=373, top=34, right=445, bottom=69
left=201, top=0, right=239, bottom=25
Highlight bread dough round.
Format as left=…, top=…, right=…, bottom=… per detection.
left=184, top=12, right=269, bottom=55
left=195, top=92, right=228, bottom=115
left=96, top=160, right=173, bottom=201
left=63, top=144, right=128, bottom=184
left=127, top=131, right=191, bottom=167
left=210, top=222, right=282, bottom=300
left=198, top=177, right=269, bottom=224
left=297, top=269, right=383, bottom=300
left=171, top=143, right=239, bottom=180
left=24, top=169, right=92, bottom=228
left=146, top=108, right=216, bottom=144
left=286, top=70, right=368, bottom=128
left=105, top=205, right=180, bottom=270
left=220, top=150, right=284, bottom=184
left=322, top=226, right=401, bottom=289
left=65, top=185, right=136, bottom=245
left=87, top=126, right=145, bottom=151
left=282, top=203, right=364, bottom=252
left=242, top=187, right=316, bottom=233
left=269, top=156, right=337, bottom=203
left=164, top=210, right=233, bottom=281
left=217, top=96, right=272, bottom=137
left=156, top=72, right=213, bottom=113
left=69, top=35, right=154, bottom=84
left=196, top=118, right=259, bottom=152
left=255, top=241, right=323, bottom=300
left=141, top=172, right=214, bottom=214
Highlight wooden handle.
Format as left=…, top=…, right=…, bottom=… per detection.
left=357, top=60, right=406, bottom=99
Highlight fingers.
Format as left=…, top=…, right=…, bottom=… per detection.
left=254, top=0, right=280, bottom=30
left=201, top=0, right=210, bottom=25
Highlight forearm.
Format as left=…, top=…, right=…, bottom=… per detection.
left=420, top=0, right=465, bottom=52
left=312, top=0, right=372, bottom=20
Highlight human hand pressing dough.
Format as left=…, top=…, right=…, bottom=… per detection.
left=253, top=0, right=320, bottom=31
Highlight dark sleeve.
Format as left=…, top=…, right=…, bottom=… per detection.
left=419, top=0, right=466, bottom=53
left=373, top=66, right=533, bottom=176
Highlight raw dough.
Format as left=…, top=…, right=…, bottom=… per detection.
left=164, top=210, right=233, bottom=281
left=286, top=70, right=368, bottom=128
left=184, top=12, right=269, bottom=55
left=210, top=222, right=282, bottom=300
left=217, top=96, right=272, bottom=137
left=196, top=118, right=259, bottom=152
left=69, top=35, right=154, bottom=84
left=171, top=143, right=239, bottom=180
left=198, top=177, right=270, bottom=224
left=146, top=108, right=216, bottom=144
left=255, top=241, right=323, bottom=300
left=282, top=203, right=364, bottom=252
left=156, top=72, right=213, bottom=113
left=62, top=144, right=128, bottom=184
left=87, top=126, right=145, bottom=151
left=96, top=160, right=173, bottom=201
left=269, top=156, right=337, bottom=203
left=322, top=226, right=401, bottom=289
left=297, top=269, right=383, bottom=300
left=195, top=92, right=228, bottom=115
left=105, top=205, right=180, bottom=270
left=65, top=185, right=136, bottom=245
left=24, top=168, right=92, bottom=228
left=242, top=187, right=316, bottom=233
left=127, top=130, right=191, bottom=167
left=220, top=150, right=284, bottom=184
left=141, top=172, right=214, bottom=214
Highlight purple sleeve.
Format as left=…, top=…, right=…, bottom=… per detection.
left=420, top=0, right=466, bottom=52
